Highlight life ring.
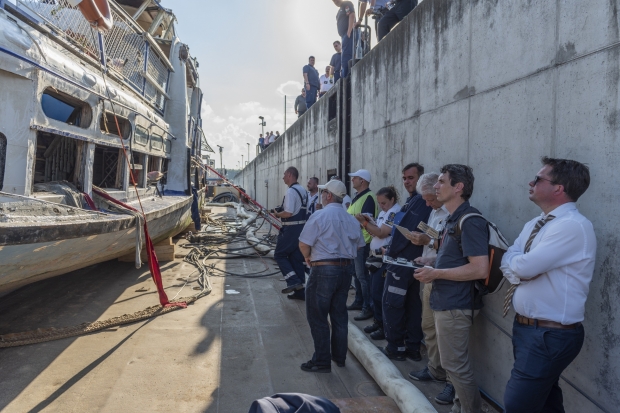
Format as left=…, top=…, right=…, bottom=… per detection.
left=76, top=0, right=113, bottom=32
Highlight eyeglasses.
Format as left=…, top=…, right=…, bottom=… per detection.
left=533, top=175, right=556, bottom=186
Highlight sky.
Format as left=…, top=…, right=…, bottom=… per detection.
left=162, top=0, right=347, bottom=170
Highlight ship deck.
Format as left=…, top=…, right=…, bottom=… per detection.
left=0, top=207, right=498, bottom=413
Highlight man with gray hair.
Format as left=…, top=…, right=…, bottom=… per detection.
left=298, top=180, right=365, bottom=372
left=405, top=173, right=454, bottom=405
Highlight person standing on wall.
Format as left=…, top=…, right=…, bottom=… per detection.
left=379, top=163, right=431, bottom=362
left=258, top=134, right=265, bottom=152
left=307, top=177, right=320, bottom=218
left=329, top=41, right=342, bottom=83
left=414, top=164, right=489, bottom=413
left=355, top=186, right=401, bottom=341
left=377, top=0, right=417, bottom=42
left=319, top=66, right=334, bottom=98
left=405, top=173, right=454, bottom=406
left=298, top=179, right=365, bottom=373
left=500, top=157, right=596, bottom=413
left=272, top=166, right=309, bottom=301
left=303, top=56, right=320, bottom=109
left=346, top=169, right=378, bottom=321
left=295, top=89, right=308, bottom=118
left=332, top=0, right=356, bottom=78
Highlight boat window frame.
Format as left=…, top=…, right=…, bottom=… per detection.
left=134, top=124, right=150, bottom=147
left=151, top=132, right=164, bottom=151
left=100, top=111, right=132, bottom=141
left=41, top=88, right=93, bottom=129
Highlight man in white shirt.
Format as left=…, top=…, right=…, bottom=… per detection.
left=272, top=166, right=309, bottom=300
left=319, top=66, right=334, bottom=98
left=501, top=157, right=596, bottom=413
left=405, top=173, right=454, bottom=406
left=268, top=132, right=276, bottom=145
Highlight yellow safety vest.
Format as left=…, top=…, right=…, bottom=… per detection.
left=347, top=190, right=378, bottom=244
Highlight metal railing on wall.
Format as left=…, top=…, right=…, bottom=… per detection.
left=17, top=0, right=170, bottom=113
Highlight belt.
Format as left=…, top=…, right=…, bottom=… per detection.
left=310, top=259, right=352, bottom=267
left=281, top=220, right=306, bottom=226
left=515, top=314, right=581, bottom=330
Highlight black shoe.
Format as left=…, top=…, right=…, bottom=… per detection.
left=300, top=360, right=331, bottom=373
left=377, top=346, right=405, bottom=361
left=287, top=291, right=305, bottom=301
left=363, top=321, right=381, bottom=333
left=282, top=284, right=304, bottom=294
left=405, top=348, right=421, bottom=361
left=346, top=303, right=363, bottom=311
left=434, top=382, right=455, bottom=405
left=408, top=367, right=445, bottom=383
left=353, top=308, right=374, bottom=321
left=332, top=359, right=345, bottom=367
left=369, top=328, right=385, bottom=340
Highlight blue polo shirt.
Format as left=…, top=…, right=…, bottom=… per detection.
left=430, top=201, right=489, bottom=311
left=303, top=64, right=320, bottom=88
left=386, top=192, right=432, bottom=260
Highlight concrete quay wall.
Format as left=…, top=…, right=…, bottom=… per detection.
left=235, top=1, right=620, bottom=411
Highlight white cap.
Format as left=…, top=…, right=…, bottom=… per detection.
left=348, top=169, right=371, bottom=182
left=318, top=180, right=347, bottom=198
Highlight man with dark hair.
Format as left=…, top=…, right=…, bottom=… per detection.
left=307, top=177, right=320, bottom=218
left=295, top=89, right=308, bottom=118
left=329, top=41, right=342, bottom=83
left=377, top=0, right=418, bottom=41
left=332, top=0, right=356, bottom=78
left=414, top=164, right=489, bottom=412
left=501, top=157, right=595, bottom=413
left=273, top=166, right=309, bottom=300
left=303, top=56, right=320, bottom=109
left=378, top=162, right=432, bottom=362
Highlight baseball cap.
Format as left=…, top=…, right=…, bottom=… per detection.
left=318, top=180, right=347, bottom=198
left=348, top=169, right=371, bottom=182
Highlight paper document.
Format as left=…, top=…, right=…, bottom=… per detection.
left=394, top=224, right=412, bottom=238
left=417, top=221, right=439, bottom=239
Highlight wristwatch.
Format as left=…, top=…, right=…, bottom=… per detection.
left=428, top=238, right=437, bottom=250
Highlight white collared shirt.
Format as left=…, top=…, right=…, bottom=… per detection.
left=421, top=205, right=449, bottom=259
left=501, top=203, right=596, bottom=324
left=369, top=203, right=401, bottom=251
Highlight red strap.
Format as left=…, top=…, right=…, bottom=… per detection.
left=82, top=192, right=97, bottom=210
left=92, top=188, right=186, bottom=308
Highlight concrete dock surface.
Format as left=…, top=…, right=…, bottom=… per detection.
left=0, top=207, right=498, bottom=413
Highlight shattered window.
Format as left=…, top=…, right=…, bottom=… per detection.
left=41, top=89, right=92, bottom=128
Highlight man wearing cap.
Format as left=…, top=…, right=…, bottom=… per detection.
left=272, top=166, right=309, bottom=300
left=379, top=163, right=432, bottom=362
left=298, top=180, right=365, bottom=372
left=346, top=169, right=378, bottom=321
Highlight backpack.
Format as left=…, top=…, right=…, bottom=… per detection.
left=453, top=213, right=510, bottom=296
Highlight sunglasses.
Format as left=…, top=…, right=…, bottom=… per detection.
left=533, top=175, right=557, bottom=185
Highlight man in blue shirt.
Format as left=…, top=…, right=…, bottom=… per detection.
left=299, top=179, right=365, bottom=373
left=303, top=56, right=320, bottom=109
left=332, top=0, right=356, bottom=78
left=329, top=41, right=342, bottom=83
left=379, top=163, right=431, bottom=362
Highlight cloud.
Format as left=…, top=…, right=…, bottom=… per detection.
left=277, top=80, right=303, bottom=97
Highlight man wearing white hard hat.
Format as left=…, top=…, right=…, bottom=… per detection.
left=298, top=179, right=365, bottom=373
left=346, top=169, right=378, bottom=322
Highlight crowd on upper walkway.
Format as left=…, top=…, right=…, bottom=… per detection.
left=267, top=156, right=595, bottom=413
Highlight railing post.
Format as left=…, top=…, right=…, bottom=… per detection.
left=142, top=40, right=150, bottom=96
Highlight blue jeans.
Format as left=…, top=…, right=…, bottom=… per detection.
left=504, top=319, right=585, bottom=413
left=274, top=225, right=306, bottom=288
left=305, top=85, right=318, bottom=109
left=340, top=33, right=353, bottom=78
left=305, top=263, right=354, bottom=366
left=378, top=0, right=417, bottom=41
left=352, top=243, right=372, bottom=311
left=370, top=264, right=386, bottom=325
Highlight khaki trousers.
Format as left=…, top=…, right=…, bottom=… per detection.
left=434, top=309, right=481, bottom=413
left=421, top=283, right=448, bottom=381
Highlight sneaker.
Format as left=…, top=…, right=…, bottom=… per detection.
left=363, top=321, right=381, bottom=333
left=282, top=284, right=304, bottom=294
left=369, top=328, right=385, bottom=340
left=408, top=367, right=445, bottom=383
left=434, top=382, right=455, bottom=405
left=346, top=303, right=363, bottom=311
left=300, top=360, right=331, bottom=373
left=405, top=348, right=422, bottom=361
left=377, top=346, right=405, bottom=361
left=353, top=308, right=374, bottom=321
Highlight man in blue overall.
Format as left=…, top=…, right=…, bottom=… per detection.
left=272, top=166, right=309, bottom=301
left=379, top=163, right=431, bottom=361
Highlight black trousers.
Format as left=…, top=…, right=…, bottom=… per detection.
left=378, top=0, right=418, bottom=41
left=382, top=264, right=423, bottom=353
